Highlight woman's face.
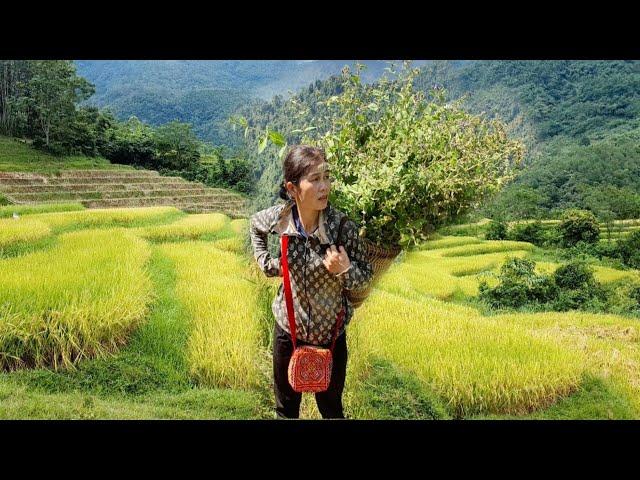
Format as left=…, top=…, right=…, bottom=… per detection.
left=287, top=161, right=332, bottom=211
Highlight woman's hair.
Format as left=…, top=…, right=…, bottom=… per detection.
left=278, top=145, right=327, bottom=200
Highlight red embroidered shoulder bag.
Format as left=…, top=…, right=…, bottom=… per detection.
left=279, top=220, right=347, bottom=393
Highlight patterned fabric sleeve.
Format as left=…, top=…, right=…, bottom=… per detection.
left=249, top=205, right=282, bottom=278
left=337, top=219, right=373, bottom=291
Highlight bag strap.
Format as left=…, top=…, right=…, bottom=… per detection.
left=280, top=234, right=298, bottom=350
left=280, top=233, right=345, bottom=353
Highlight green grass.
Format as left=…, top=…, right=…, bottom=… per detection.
left=0, top=244, right=271, bottom=419
left=0, top=235, right=58, bottom=260
left=483, top=376, right=638, bottom=420
left=0, top=228, right=154, bottom=370
left=0, top=136, right=133, bottom=173
left=2, top=210, right=640, bottom=419
left=346, top=357, right=451, bottom=420
left=0, top=217, right=52, bottom=252
left=349, top=289, right=585, bottom=418
left=0, top=378, right=265, bottom=419
left=159, top=241, right=265, bottom=390
left=6, top=249, right=191, bottom=396
left=133, top=213, right=232, bottom=243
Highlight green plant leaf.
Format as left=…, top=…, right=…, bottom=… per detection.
left=268, top=130, right=286, bottom=147
left=258, top=132, right=268, bottom=154
left=279, top=144, right=287, bottom=158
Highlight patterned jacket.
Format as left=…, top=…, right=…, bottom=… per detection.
left=249, top=199, right=374, bottom=345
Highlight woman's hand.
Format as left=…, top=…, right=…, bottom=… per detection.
left=323, top=245, right=351, bottom=275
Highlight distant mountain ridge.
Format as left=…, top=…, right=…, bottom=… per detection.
left=74, top=60, right=430, bottom=145
left=75, top=60, right=640, bottom=218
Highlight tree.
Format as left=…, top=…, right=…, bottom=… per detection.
left=482, top=185, right=547, bottom=220
left=153, top=121, right=200, bottom=170
left=0, top=60, right=31, bottom=136
left=616, top=231, right=640, bottom=269
left=103, top=116, right=156, bottom=166
left=557, top=209, right=600, bottom=247
left=582, top=184, right=640, bottom=220
left=24, top=61, right=94, bottom=150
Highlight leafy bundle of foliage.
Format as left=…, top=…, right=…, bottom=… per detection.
left=293, top=63, right=524, bottom=247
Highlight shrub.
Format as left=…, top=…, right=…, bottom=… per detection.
left=557, top=209, right=600, bottom=247
left=485, top=220, right=508, bottom=240
left=553, top=262, right=597, bottom=290
left=601, top=281, right=640, bottom=316
left=508, top=221, right=545, bottom=245
left=594, top=240, right=620, bottom=260
left=479, top=258, right=616, bottom=313
left=552, top=288, right=608, bottom=312
left=630, top=284, right=640, bottom=305
left=616, top=230, right=640, bottom=269
left=551, top=262, right=608, bottom=311
left=479, top=258, right=557, bottom=309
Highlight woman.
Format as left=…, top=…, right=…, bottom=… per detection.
left=249, top=145, right=373, bottom=419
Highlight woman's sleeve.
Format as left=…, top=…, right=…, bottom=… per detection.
left=337, top=219, right=374, bottom=291
left=249, top=206, right=282, bottom=278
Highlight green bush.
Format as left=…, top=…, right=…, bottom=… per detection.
left=551, top=261, right=608, bottom=311
left=630, top=285, right=640, bottom=308
left=594, top=240, right=621, bottom=260
left=540, top=226, right=563, bottom=247
left=553, top=262, right=597, bottom=290
left=479, top=258, right=557, bottom=309
left=485, top=220, right=508, bottom=240
left=616, top=230, right=640, bottom=269
left=605, top=281, right=640, bottom=316
left=479, top=258, right=618, bottom=314
left=551, top=288, right=608, bottom=312
left=550, top=262, right=608, bottom=311
left=558, top=241, right=599, bottom=261
left=508, top=221, right=545, bottom=245
left=557, top=209, right=600, bottom=247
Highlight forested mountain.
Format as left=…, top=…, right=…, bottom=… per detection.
left=426, top=60, right=640, bottom=219
left=233, top=60, right=640, bottom=217
left=75, top=60, right=429, bottom=146
left=12, top=59, right=638, bottom=219
left=417, top=60, right=640, bottom=150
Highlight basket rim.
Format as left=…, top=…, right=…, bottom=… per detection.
left=362, top=237, right=402, bottom=258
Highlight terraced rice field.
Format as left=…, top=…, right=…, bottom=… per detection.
left=1, top=208, right=639, bottom=419
left=0, top=170, right=250, bottom=218
left=442, top=217, right=640, bottom=241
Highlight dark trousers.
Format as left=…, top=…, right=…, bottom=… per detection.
left=273, top=322, right=348, bottom=419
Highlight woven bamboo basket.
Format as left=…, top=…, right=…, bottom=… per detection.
left=346, top=237, right=402, bottom=308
